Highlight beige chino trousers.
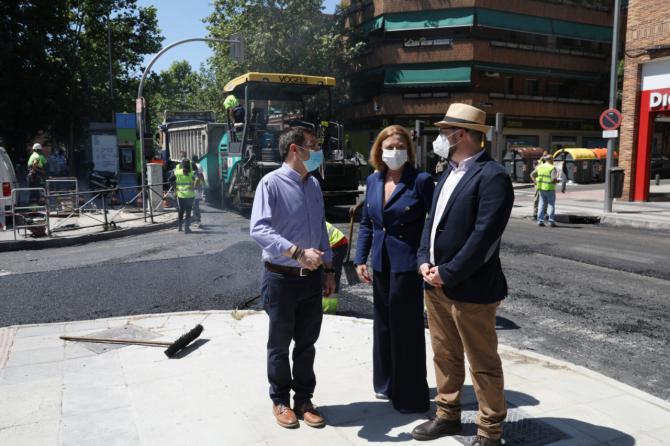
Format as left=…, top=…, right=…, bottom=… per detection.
left=424, top=286, right=507, bottom=440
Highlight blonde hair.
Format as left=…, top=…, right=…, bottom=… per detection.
left=369, top=125, right=415, bottom=172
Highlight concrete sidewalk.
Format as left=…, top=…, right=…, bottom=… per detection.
left=512, top=181, right=670, bottom=231
left=1, top=311, right=668, bottom=445
left=0, top=210, right=176, bottom=252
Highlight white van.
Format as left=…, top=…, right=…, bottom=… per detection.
left=0, top=147, right=19, bottom=227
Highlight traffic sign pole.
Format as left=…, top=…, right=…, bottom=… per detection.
left=604, top=0, right=622, bottom=214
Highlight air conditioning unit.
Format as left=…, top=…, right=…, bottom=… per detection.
left=484, top=71, right=500, bottom=78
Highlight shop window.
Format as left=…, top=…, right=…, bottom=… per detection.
left=506, top=135, right=540, bottom=151
left=551, top=137, right=577, bottom=152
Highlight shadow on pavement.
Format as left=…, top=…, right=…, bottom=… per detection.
left=496, top=316, right=520, bottom=330
left=170, top=338, right=210, bottom=359
left=321, top=385, right=633, bottom=445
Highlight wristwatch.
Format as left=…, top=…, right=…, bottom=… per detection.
left=324, top=268, right=336, bottom=274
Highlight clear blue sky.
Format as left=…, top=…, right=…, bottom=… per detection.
left=137, top=0, right=340, bottom=73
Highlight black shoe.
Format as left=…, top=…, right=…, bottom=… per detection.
left=471, top=435, right=503, bottom=446
left=184, top=226, right=192, bottom=234
left=411, top=417, right=462, bottom=441
left=178, top=225, right=182, bottom=232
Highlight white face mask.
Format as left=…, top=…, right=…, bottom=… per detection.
left=382, top=148, right=408, bottom=171
left=432, top=131, right=459, bottom=159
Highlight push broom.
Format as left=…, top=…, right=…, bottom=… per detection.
left=60, top=324, right=204, bottom=358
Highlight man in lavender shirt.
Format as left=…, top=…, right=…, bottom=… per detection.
left=250, top=127, right=336, bottom=429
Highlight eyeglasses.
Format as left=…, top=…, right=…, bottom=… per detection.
left=296, top=144, right=320, bottom=152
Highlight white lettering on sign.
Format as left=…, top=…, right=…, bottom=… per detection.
left=649, top=91, right=670, bottom=111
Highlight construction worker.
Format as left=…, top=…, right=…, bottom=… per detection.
left=224, top=95, right=246, bottom=125
left=531, top=154, right=561, bottom=227
left=191, top=155, right=205, bottom=228
left=322, top=221, right=348, bottom=314
left=532, top=151, right=549, bottom=220
left=169, top=159, right=196, bottom=233
left=27, top=143, right=47, bottom=203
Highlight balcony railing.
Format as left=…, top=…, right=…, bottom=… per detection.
left=489, top=92, right=605, bottom=105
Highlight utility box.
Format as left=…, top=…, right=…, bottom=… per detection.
left=146, top=163, right=163, bottom=211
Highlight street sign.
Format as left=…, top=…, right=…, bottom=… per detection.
left=599, top=108, right=622, bottom=130
left=602, top=129, right=619, bottom=138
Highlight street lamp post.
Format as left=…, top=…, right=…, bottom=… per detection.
left=136, top=37, right=241, bottom=220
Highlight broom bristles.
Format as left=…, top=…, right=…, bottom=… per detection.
left=164, top=324, right=204, bottom=358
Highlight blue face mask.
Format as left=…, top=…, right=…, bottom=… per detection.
left=301, top=149, right=323, bottom=172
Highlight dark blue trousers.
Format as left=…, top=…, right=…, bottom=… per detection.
left=262, top=269, right=323, bottom=406
left=372, top=250, right=429, bottom=413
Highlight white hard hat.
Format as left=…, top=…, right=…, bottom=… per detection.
left=32, top=143, right=43, bottom=151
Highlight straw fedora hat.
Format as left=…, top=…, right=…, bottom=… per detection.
left=434, top=103, right=491, bottom=134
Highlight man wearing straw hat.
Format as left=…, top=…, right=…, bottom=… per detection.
left=412, top=103, right=514, bottom=446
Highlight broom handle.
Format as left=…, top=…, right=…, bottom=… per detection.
left=344, top=201, right=363, bottom=262
left=60, top=335, right=170, bottom=347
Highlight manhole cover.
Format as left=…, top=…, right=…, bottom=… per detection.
left=72, top=324, right=160, bottom=354
left=453, top=403, right=570, bottom=446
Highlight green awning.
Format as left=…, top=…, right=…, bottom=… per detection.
left=359, top=15, right=384, bottom=34
left=474, top=63, right=602, bottom=81
left=384, top=65, right=472, bottom=87
left=477, top=9, right=612, bottom=43
left=552, top=20, right=612, bottom=42
left=477, top=9, right=552, bottom=36
left=385, top=8, right=474, bottom=32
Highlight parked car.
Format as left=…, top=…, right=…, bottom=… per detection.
left=0, top=146, right=19, bottom=227
left=650, top=153, right=670, bottom=179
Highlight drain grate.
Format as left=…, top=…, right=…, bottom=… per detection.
left=453, top=403, right=570, bottom=446
left=71, top=324, right=160, bottom=354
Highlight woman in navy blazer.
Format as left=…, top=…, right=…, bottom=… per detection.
left=354, top=125, right=435, bottom=413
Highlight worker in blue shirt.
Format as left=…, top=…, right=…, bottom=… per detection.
left=250, top=127, right=336, bottom=430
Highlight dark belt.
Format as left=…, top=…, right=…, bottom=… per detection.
left=265, top=262, right=321, bottom=277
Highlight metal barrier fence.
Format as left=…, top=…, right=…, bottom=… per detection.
left=46, top=177, right=79, bottom=216
left=11, top=187, right=50, bottom=240
left=7, top=182, right=176, bottom=240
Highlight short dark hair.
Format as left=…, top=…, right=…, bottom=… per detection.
left=467, top=129, right=484, bottom=146
left=278, top=127, right=315, bottom=161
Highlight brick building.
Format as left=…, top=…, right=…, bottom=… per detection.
left=341, top=0, right=615, bottom=169
left=619, top=0, right=670, bottom=201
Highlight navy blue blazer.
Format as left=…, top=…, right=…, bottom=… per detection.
left=417, top=152, right=514, bottom=304
left=355, top=164, right=435, bottom=273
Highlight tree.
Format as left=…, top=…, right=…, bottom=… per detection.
left=0, top=0, right=162, bottom=162
left=144, top=61, right=221, bottom=128
left=204, top=0, right=361, bottom=113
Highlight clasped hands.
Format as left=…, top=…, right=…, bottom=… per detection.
left=420, top=263, right=443, bottom=286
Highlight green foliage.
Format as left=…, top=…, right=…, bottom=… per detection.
left=205, top=0, right=362, bottom=111
left=144, top=61, right=221, bottom=128
left=0, top=0, right=162, bottom=158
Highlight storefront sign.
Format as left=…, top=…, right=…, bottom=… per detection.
left=649, top=88, right=670, bottom=111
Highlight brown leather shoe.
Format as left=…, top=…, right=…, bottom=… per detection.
left=294, top=401, right=326, bottom=428
left=273, top=403, right=299, bottom=429
left=470, top=435, right=503, bottom=446
left=411, top=417, right=462, bottom=441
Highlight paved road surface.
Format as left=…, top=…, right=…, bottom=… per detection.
left=1, top=204, right=668, bottom=400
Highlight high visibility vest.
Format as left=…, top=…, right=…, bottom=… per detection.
left=28, top=152, right=46, bottom=169
left=174, top=167, right=195, bottom=198
left=326, top=222, right=347, bottom=248
left=536, top=163, right=556, bottom=191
